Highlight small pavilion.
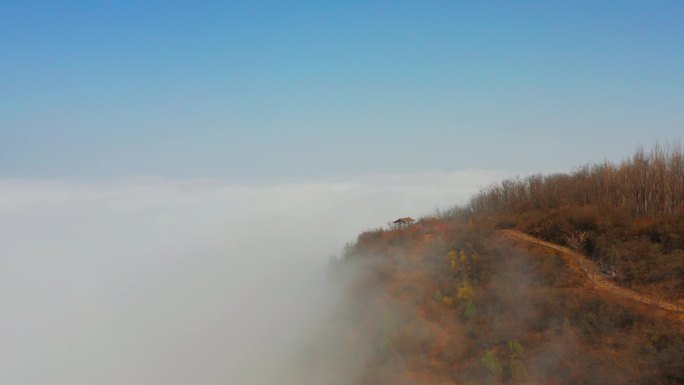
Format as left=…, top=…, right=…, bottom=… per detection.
left=393, top=217, right=416, bottom=228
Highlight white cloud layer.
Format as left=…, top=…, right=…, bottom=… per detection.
left=0, top=169, right=505, bottom=385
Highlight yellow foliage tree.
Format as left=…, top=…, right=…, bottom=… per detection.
left=457, top=281, right=474, bottom=301
left=442, top=296, right=454, bottom=307
left=446, top=250, right=459, bottom=272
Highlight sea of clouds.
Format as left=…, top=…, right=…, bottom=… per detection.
left=0, top=170, right=505, bottom=385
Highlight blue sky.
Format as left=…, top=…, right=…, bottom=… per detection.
left=2, top=1, right=683, bottom=179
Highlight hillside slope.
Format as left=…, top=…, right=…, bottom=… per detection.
left=332, top=144, right=684, bottom=384
left=336, top=217, right=684, bottom=385
left=469, top=143, right=684, bottom=301
left=503, top=229, right=684, bottom=317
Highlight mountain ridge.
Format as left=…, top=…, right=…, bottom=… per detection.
left=332, top=143, right=684, bottom=385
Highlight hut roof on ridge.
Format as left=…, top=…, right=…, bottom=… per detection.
left=393, top=217, right=416, bottom=224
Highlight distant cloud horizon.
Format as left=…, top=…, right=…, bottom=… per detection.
left=0, top=169, right=506, bottom=385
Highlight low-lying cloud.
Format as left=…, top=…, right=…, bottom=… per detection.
left=0, top=170, right=505, bottom=385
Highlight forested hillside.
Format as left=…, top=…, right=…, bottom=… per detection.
left=332, top=144, right=684, bottom=385
left=469, top=143, right=684, bottom=301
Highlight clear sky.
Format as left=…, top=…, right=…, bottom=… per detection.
left=2, top=1, right=683, bottom=179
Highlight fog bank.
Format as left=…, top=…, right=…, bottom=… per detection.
left=0, top=170, right=503, bottom=385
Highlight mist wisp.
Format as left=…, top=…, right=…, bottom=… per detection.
left=0, top=171, right=502, bottom=385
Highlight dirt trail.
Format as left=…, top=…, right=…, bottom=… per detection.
left=501, top=229, right=684, bottom=319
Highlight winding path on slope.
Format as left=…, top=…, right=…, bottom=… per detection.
left=501, top=229, right=684, bottom=319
